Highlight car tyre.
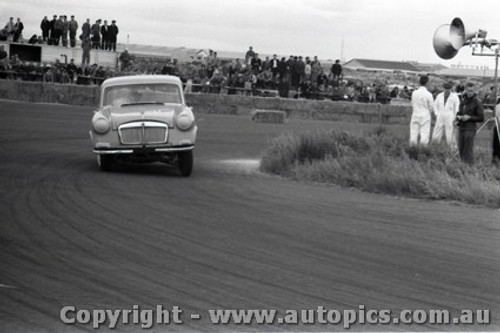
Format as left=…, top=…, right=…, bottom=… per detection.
left=97, top=155, right=113, bottom=172
left=178, top=151, right=193, bottom=177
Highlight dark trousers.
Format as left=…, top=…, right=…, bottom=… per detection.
left=109, top=37, right=117, bottom=51
left=493, top=125, right=500, bottom=162
left=458, top=130, right=476, bottom=164
left=69, top=31, right=77, bottom=47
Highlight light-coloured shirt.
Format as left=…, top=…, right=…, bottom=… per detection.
left=434, top=91, right=460, bottom=117
left=411, top=86, right=434, bottom=121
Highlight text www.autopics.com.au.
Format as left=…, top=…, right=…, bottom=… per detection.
left=60, top=305, right=491, bottom=329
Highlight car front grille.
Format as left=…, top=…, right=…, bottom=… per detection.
left=118, top=121, right=168, bottom=145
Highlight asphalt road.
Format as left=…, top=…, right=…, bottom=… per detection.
left=0, top=100, right=499, bottom=332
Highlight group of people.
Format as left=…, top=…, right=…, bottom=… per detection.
left=0, top=17, right=24, bottom=42
left=1, top=14, right=119, bottom=53
left=111, top=48, right=408, bottom=103
left=0, top=49, right=112, bottom=85
left=409, top=75, right=499, bottom=166
left=38, top=15, right=119, bottom=51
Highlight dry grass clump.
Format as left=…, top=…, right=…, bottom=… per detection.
left=260, top=128, right=500, bottom=207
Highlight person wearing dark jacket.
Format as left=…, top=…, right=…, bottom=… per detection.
left=108, top=20, right=119, bottom=52
left=81, top=18, right=91, bottom=41
left=100, top=20, right=110, bottom=50
left=48, top=15, right=57, bottom=45
left=90, top=19, right=101, bottom=49
left=40, top=16, right=50, bottom=42
left=68, top=15, right=78, bottom=47
left=13, top=18, right=24, bottom=42
left=456, top=82, right=484, bottom=164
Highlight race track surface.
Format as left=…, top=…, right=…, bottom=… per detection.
left=0, top=100, right=499, bottom=332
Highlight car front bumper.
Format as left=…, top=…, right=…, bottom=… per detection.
left=93, top=145, right=194, bottom=155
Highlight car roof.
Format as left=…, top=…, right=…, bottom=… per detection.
left=101, top=75, right=182, bottom=89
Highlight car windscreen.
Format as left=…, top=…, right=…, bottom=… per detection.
left=103, top=83, right=182, bottom=107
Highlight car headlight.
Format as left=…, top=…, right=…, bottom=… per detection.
left=92, top=115, right=110, bottom=134
left=176, top=108, right=194, bottom=131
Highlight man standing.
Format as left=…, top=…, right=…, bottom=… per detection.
left=40, top=16, right=50, bottom=43
left=270, top=54, right=279, bottom=80
left=48, top=15, right=58, bottom=45
left=90, top=19, right=101, bottom=49
left=100, top=20, right=110, bottom=51
left=81, top=18, right=91, bottom=42
left=13, top=18, right=24, bottom=42
left=119, top=49, right=131, bottom=71
left=456, top=82, right=484, bottom=164
left=245, top=46, right=255, bottom=66
left=68, top=15, right=78, bottom=48
left=61, top=15, right=69, bottom=47
left=330, top=59, right=342, bottom=84
left=81, top=36, right=91, bottom=66
left=108, top=20, right=119, bottom=52
left=409, top=75, right=434, bottom=150
left=432, top=81, right=460, bottom=147
left=53, top=15, right=64, bottom=46
left=4, top=17, right=14, bottom=41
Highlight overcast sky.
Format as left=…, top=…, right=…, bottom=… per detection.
left=2, top=0, right=500, bottom=68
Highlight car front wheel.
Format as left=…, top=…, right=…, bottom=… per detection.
left=178, top=151, right=193, bottom=177
left=97, top=155, right=113, bottom=172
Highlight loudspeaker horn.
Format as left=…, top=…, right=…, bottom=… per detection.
left=433, top=17, right=487, bottom=59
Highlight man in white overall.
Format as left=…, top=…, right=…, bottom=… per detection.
left=410, top=75, right=434, bottom=147
left=432, top=81, right=460, bottom=147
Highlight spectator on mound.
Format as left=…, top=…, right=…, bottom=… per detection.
left=108, top=20, right=118, bottom=52
left=245, top=46, right=255, bottom=66
left=291, top=56, right=302, bottom=91
left=53, top=15, right=64, bottom=46
left=40, top=16, right=50, bottom=43
left=119, top=49, right=131, bottom=71
left=409, top=75, right=434, bottom=154
left=90, top=19, right=101, bottom=49
left=310, top=56, right=321, bottom=89
left=68, top=15, right=78, bottom=47
left=331, top=59, right=342, bottom=83
left=390, top=86, right=399, bottom=98
left=28, top=34, right=38, bottom=44
left=13, top=18, right=24, bottom=43
left=304, top=57, right=312, bottom=82
left=262, top=56, right=270, bottom=71
left=100, top=20, right=110, bottom=51
left=278, top=57, right=290, bottom=98
left=81, top=18, right=91, bottom=42
left=251, top=53, right=261, bottom=74
left=4, top=17, right=14, bottom=41
left=233, top=58, right=242, bottom=73
left=37, top=35, right=44, bottom=44
left=270, top=54, right=279, bottom=80
left=316, top=69, right=328, bottom=92
left=48, top=15, right=57, bottom=45
left=43, top=64, right=54, bottom=83
left=66, top=58, right=78, bottom=82
left=81, top=36, right=91, bottom=65
left=61, top=15, right=69, bottom=47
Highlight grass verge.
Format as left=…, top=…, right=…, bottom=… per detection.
left=260, top=127, right=500, bottom=208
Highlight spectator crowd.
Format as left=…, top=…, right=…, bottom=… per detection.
left=0, top=23, right=497, bottom=106
left=1, top=15, right=119, bottom=51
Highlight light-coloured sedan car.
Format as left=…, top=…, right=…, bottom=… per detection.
left=90, top=75, right=197, bottom=176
